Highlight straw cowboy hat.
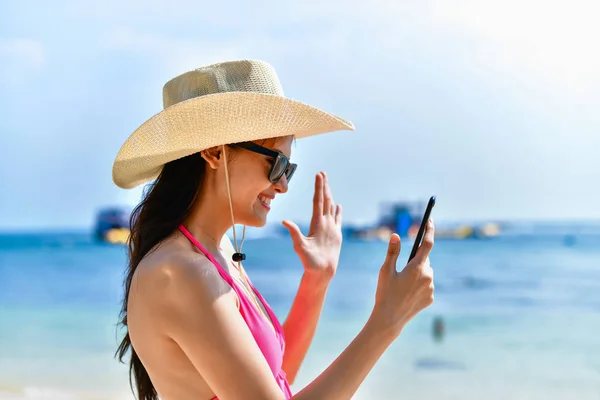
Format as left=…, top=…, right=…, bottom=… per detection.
left=112, top=59, right=355, bottom=189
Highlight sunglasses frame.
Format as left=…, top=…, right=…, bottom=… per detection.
left=229, top=142, right=297, bottom=183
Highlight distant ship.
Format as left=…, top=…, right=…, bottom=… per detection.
left=342, top=200, right=500, bottom=241
left=93, top=206, right=131, bottom=244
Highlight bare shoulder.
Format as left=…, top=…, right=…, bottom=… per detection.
left=129, top=236, right=286, bottom=400
left=131, top=237, right=236, bottom=316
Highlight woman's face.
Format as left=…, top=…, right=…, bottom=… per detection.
left=204, top=136, right=294, bottom=228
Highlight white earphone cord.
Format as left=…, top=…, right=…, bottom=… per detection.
left=221, top=146, right=246, bottom=268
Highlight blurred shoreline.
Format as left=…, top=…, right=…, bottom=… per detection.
left=2, top=218, right=600, bottom=236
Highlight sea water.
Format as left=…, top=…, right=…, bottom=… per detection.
left=0, top=224, right=598, bottom=399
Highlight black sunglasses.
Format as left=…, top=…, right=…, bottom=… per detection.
left=229, top=142, right=297, bottom=184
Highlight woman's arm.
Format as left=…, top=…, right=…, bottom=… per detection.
left=281, top=273, right=330, bottom=384
left=292, top=316, right=396, bottom=400
left=151, top=224, right=434, bottom=400
left=150, top=255, right=398, bottom=400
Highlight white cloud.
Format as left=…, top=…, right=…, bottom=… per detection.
left=91, top=0, right=600, bottom=98
left=98, top=24, right=354, bottom=88
left=89, top=0, right=600, bottom=222
left=0, top=38, right=44, bottom=67
left=101, top=28, right=272, bottom=71
left=61, top=0, right=348, bottom=26
left=430, top=0, right=600, bottom=92
left=0, top=38, right=45, bottom=83
left=3, top=0, right=600, bottom=226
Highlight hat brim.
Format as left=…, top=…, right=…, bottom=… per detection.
left=112, top=91, right=354, bottom=189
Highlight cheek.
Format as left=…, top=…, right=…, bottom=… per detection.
left=230, top=162, right=270, bottom=200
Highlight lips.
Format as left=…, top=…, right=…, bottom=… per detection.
left=258, top=194, right=273, bottom=210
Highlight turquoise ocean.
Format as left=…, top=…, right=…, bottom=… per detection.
left=0, top=222, right=599, bottom=399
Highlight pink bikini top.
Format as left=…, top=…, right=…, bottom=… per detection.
left=178, top=225, right=293, bottom=400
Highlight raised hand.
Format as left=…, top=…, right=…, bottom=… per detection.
left=282, top=172, right=342, bottom=280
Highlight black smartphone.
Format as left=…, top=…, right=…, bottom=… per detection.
left=408, top=196, right=436, bottom=262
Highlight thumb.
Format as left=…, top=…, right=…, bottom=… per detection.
left=381, top=233, right=401, bottom=275
left=282, top=220, right=304, bottom=244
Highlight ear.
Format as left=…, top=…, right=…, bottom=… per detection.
left=200, top=147, right=222, bottom=169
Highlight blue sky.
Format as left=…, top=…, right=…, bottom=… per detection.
left=1, top=0, right=599, bottom=230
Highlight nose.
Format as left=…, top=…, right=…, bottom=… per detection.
left=273, top=174, right=289, bottom=194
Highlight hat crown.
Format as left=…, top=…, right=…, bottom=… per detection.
left=162, top=60, right=285, bottom=109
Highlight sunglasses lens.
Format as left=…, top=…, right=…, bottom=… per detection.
left=270, top=155, right=287, bottom=182
left=286, top=164, right=297, bottom=182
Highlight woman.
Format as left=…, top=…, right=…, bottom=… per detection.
left=113, top=59, right=435, bottom=400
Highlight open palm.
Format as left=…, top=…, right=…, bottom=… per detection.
left=282, top=172, right=343, bottom=280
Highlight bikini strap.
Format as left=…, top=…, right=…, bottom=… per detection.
left=178, top=224, right=235, bottom=286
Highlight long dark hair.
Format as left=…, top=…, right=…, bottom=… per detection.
left=115, top=152, right=207, bottom=400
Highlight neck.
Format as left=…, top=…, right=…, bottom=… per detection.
left=182, top=191, right=235, bottom=255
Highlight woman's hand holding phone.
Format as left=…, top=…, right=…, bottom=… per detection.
left=368, top=218, right=435, bottom=339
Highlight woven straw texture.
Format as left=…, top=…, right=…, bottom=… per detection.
left=112, top=60, right=354, bottom=189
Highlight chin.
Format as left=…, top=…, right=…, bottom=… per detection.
left=234, top=202, right=270, bottom=228
left=251, top=218, right=268, bottom=228
left=237, top=212, right=268, bottom=228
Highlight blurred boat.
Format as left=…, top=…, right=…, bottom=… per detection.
left=344, top=200, right=501, bottom=241
left=430, top=222, right=501, bottom=240
left=93, top=207, right=131, bottom=244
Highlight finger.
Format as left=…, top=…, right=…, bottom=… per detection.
left=412, top=218, right=435, bottom=265
left=422, top=258, right=433, bottom=278
left=326, top=173, right=335, bottom=215
left=281, top=220, right=304, bottom=244
left=424, top=264, right=434, bottom=289
left=381, top=233, right=402, bottom=275
left=312, top=173, right=324, bottom=219
left=322, top=172, right=332, bottom=216
left=334, top=204, right=343, bottom=226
